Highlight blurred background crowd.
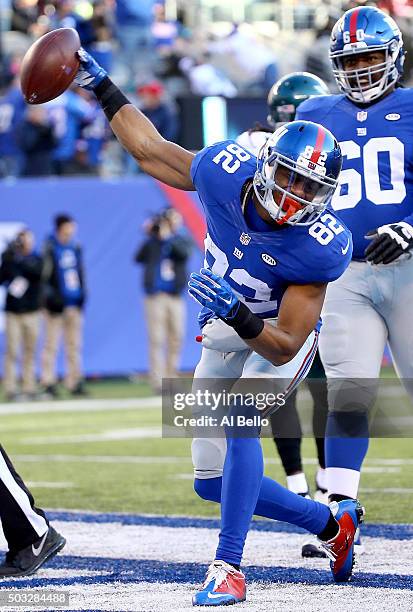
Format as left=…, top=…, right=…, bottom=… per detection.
left=0, top=0, right=404, bottom=390
left=1, top=0, right=413, bottom=179
left=0, top=206, right=192, bottom=400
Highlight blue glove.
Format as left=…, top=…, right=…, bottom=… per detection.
left=188, top=268, right=240, bottom=319
left=73, top=48, right=107, bottom=91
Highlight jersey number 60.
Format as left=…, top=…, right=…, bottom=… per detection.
left=332, top=137, right=406, bottom=211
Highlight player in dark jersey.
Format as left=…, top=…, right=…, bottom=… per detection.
left=296, top=4, right=413, bottom=556
left=73, top=50, right=364, bottom=605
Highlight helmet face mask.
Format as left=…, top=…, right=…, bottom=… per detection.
left=253, top=122, right=341, bottom=226
left=267, top=103, right=296, bottom=129
left=267, top=72, right=329, bottom=128
left=330, top=7, right=405, bottom=103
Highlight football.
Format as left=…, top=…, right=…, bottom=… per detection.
left=20, top=28, right=80, bottom=104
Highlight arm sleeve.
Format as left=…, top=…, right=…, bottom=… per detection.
left=41, top=242, right=54, bottom=285
left=77, top=246, right=86, bottom=296
left=190, top=140, right=247, bottom=207
left=20, top=256, right=43, bottom=281
left=169, top=236, right=192, bottom=261
left=135, top=240, right=152, bottom=263
left=0, top=253, right=17, bottom=282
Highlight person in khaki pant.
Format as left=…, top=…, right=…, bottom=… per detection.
left=41, top=214, right=87, bottom=397
left=135, top=209, right=191, bottom=393
left=0, top=230, right=43, bottom=401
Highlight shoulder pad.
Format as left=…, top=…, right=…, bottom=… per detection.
left=236, top=131, right=269, bottom=157
left=296, top=94, right=343, bottom=118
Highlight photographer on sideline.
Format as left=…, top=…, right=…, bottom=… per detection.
left=0, top=230, right=43, bottom=401
left=135, top=208, right=192, bottom=393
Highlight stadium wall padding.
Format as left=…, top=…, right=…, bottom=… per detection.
left=0, top=176, right=204, bottom=376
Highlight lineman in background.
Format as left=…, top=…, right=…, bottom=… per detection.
left=296, top=4, right=413, bottom=556
left=236, top=72, right=331, bottom=505
left=0, top=445, right=65, bottom=577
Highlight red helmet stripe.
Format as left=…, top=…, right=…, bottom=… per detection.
left=310, top=127, right=326, bottom=164
left=349, top=8, right=360, bottom=43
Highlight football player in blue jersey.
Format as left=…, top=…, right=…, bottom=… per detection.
left=72, top=49, right=364, bottom=605
left=0, top=71, right=26, bottom=178
left=296, top=4, right=413, bottom=556
left=236, top=72, right=331, bottom=506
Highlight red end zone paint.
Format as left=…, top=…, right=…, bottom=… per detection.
left=309, top=127, right=326, bottom=165
left=156, top=182, right=206, bottom=250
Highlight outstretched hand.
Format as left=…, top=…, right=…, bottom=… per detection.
left=73, top=48, right=107, bottom=91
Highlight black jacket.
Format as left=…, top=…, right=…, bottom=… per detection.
left=135, top=234, right=191, bottom=295
left=17, top=120, right=57, bottom=177
left=0, top=247, right=43, bottom=313
left=42, top=238, right=86, bottom=313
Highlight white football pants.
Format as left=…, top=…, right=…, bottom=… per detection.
left=319, top=257, right=413, bottom=497
left=191, top=329, right=318, bottom=479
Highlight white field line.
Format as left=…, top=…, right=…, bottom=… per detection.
left=25, top=481, right=75, bottom=488
left=11, top=454, right=413, bottom=466
left=360, top=467, right=400, bottom=473
left=1, top=582, right=410, bottom=612
left=0, top=381, right=409, bottom=415
left=172, top=474, right=413, bottom=489
left=22, top=428, right=162, bottom=444
left=0, top=396, right=161, bottom=415
left=13, top=454, right=190, bottom=464
left=1, top=520, right=412, bottom=575
left=360, top=487, right=413, bottom=494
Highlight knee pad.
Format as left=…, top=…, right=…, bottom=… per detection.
left=327, top=378, right=378, bottom=416
left=191, top=437, right=226, bottom=480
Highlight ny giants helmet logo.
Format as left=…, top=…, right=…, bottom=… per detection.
left=297, top=145, right=327, bottom=177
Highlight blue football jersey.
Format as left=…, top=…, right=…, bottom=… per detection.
left=0, top=87, right=26, bottom=157
left=296, top=88, right=413, bottom=259
left=47, top=91, right=93, bottom=162
left=190, top=140, right=352, bottom=327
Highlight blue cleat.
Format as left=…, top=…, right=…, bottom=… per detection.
left=192, top=560, right=246, bottom=606
left=319, top=500, right=365, bottom=583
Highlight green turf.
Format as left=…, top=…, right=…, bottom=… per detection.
left=0, top=379, right=154, bottom=402
left=1, top=379, right=412, bottom=523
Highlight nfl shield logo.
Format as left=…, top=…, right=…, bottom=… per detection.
left=357, top=111, right=368, bottom=122
left=240, top=232, right=251, bottom=245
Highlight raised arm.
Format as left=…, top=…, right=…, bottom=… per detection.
left=74, top=50, right=195, bottom=190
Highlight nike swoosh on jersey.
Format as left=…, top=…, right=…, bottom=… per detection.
left=341, top=239, right=350, bottom=255
left=32, top=531, right=48, bottom=556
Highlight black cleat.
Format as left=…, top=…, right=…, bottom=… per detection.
left=41, top=384, right=60, bottom=399
left=70, top=382, right=89, bottom=397
left=0, top=526, right=66, bottom=578
left=301, top=536, right=328, bottom=558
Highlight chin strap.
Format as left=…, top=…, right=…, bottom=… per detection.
left=240, top=181, right=254, bottom=217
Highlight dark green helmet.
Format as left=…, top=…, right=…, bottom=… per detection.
left=267, top=72, right=329, bottom=127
